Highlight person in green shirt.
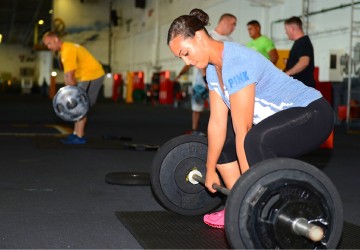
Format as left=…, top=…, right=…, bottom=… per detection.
left=246, top=20, right=278, bottom=65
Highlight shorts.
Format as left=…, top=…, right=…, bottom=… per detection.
left=218, top=97, right=334, bottom=166
left=191, top=84, right=208, bottom=112
left=78, top=75, right=104, bottom=107
left=191, top=98, right=205, bottom=112
left=217, top=114, right=237, bottom=164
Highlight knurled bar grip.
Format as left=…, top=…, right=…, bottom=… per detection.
left=192, top=173, right=231, bottom=196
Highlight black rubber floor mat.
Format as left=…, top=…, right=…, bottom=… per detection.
left=338, top=220, right=360, bottom=249
left=116, top=210, right=229, bottom=249
left=116, top=210, right=360, bottom=249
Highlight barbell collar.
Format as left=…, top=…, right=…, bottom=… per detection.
left=278, top=214, right=324, bottom=242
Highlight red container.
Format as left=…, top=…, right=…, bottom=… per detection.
left=133, top=71, right=144, bottom=90
left=158, top=71, right=174, bottom=105
left=112, top=73, right=122, bottom=102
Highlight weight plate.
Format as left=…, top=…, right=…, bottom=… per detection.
left=53, top=85, right=90, bottom=122
left=150, top=134, right=224, bottom=216
left=105, top=172, right=150, bottom=186
left=225, top=158, right=343, bottom=249
left=123, top=143, right=159, bottom=151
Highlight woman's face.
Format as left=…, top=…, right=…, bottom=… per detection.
left=169, top=32, right=209, bottom=69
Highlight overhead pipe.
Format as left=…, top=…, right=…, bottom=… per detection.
left=8, top=0, right=18, bottom=42
left=109, top=1, right=113, bottom=70
left=271, top=1, right=360, bottom=39
left=302, top=0, right=310, bottom=34
left=347, top=0, right=355, bottom=128
left=152, top=0, right=161, bottom=70
left=22, top=0, right=44, bottom=45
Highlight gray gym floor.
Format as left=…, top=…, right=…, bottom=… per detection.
left=0, top=92, right=359, bottom=249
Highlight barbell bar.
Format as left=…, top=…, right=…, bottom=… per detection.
left=188, top=169, right=230, bottom=196
left=188, top=169, right=324, bottom=243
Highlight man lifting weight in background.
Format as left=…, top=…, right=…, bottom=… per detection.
left=43, top=32, right=105, bottom=144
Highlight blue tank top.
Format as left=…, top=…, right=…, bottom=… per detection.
left=206, top=42, right=322, bottom=124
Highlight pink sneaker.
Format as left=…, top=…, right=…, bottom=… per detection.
left=203, top=209, right=225, bottom=229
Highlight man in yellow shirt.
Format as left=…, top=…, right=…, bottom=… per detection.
left=43, top=32, right=105, bottom=144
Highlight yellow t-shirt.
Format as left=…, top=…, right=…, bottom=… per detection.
left=60, top=42, right=104, bottom=81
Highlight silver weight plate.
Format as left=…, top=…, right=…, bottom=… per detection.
left=52, top=85, right=90, bottom=122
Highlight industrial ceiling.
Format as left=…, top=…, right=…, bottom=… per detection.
left=0, top=0, right=53, bottom=47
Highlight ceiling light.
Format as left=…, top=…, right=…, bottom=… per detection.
left=38, top=20, right=44, bottom=25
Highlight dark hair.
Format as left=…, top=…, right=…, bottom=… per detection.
left=247, top=20, right=260, bottom=27
left=167, top=8, right=210, bottom=45
left=284, top=16, right=303, bottom=28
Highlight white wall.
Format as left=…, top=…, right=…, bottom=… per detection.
left=0, top=45, right=37, bottom=82
left=53, top=0, right=110, bottom=33
left=108, top=0, right=357, bottom=82
left=0, top=0, right=358, bottom=84
left=52, top=0, right=111, bottom=65
left=270, top=0, right=356, bottom=81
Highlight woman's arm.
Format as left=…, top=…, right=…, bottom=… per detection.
left=205, top=90, right=229, bottom=193
left=229, top=83, right=255, bottom=173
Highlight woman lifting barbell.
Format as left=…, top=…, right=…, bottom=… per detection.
left=167, top=9, right=334, bottom=228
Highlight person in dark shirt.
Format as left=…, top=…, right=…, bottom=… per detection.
left=284, top=16, right=315, bottom=88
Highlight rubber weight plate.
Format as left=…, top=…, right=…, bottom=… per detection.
left=105, top=172, right=150, bottom=185
left=53, top=85, right=89, bottom=122
left=150, top=134, right=224, bottom=216
left=225, top=158, right=343, bottom=249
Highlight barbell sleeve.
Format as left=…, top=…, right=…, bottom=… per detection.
left=189, top=170, right=325, bottom=242
left=278, top=214, right=324, bottom=242
left=192, top=173, right=231, bottom=196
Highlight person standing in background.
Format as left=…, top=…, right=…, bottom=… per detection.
left=246, top=20, right=278, bottom=64
left=284, top=16, right=315, bottom=88
left=208, top=13, right=237, bottom=42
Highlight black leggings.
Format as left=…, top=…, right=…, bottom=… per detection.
left=218, top=97, right=334, bottom=167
